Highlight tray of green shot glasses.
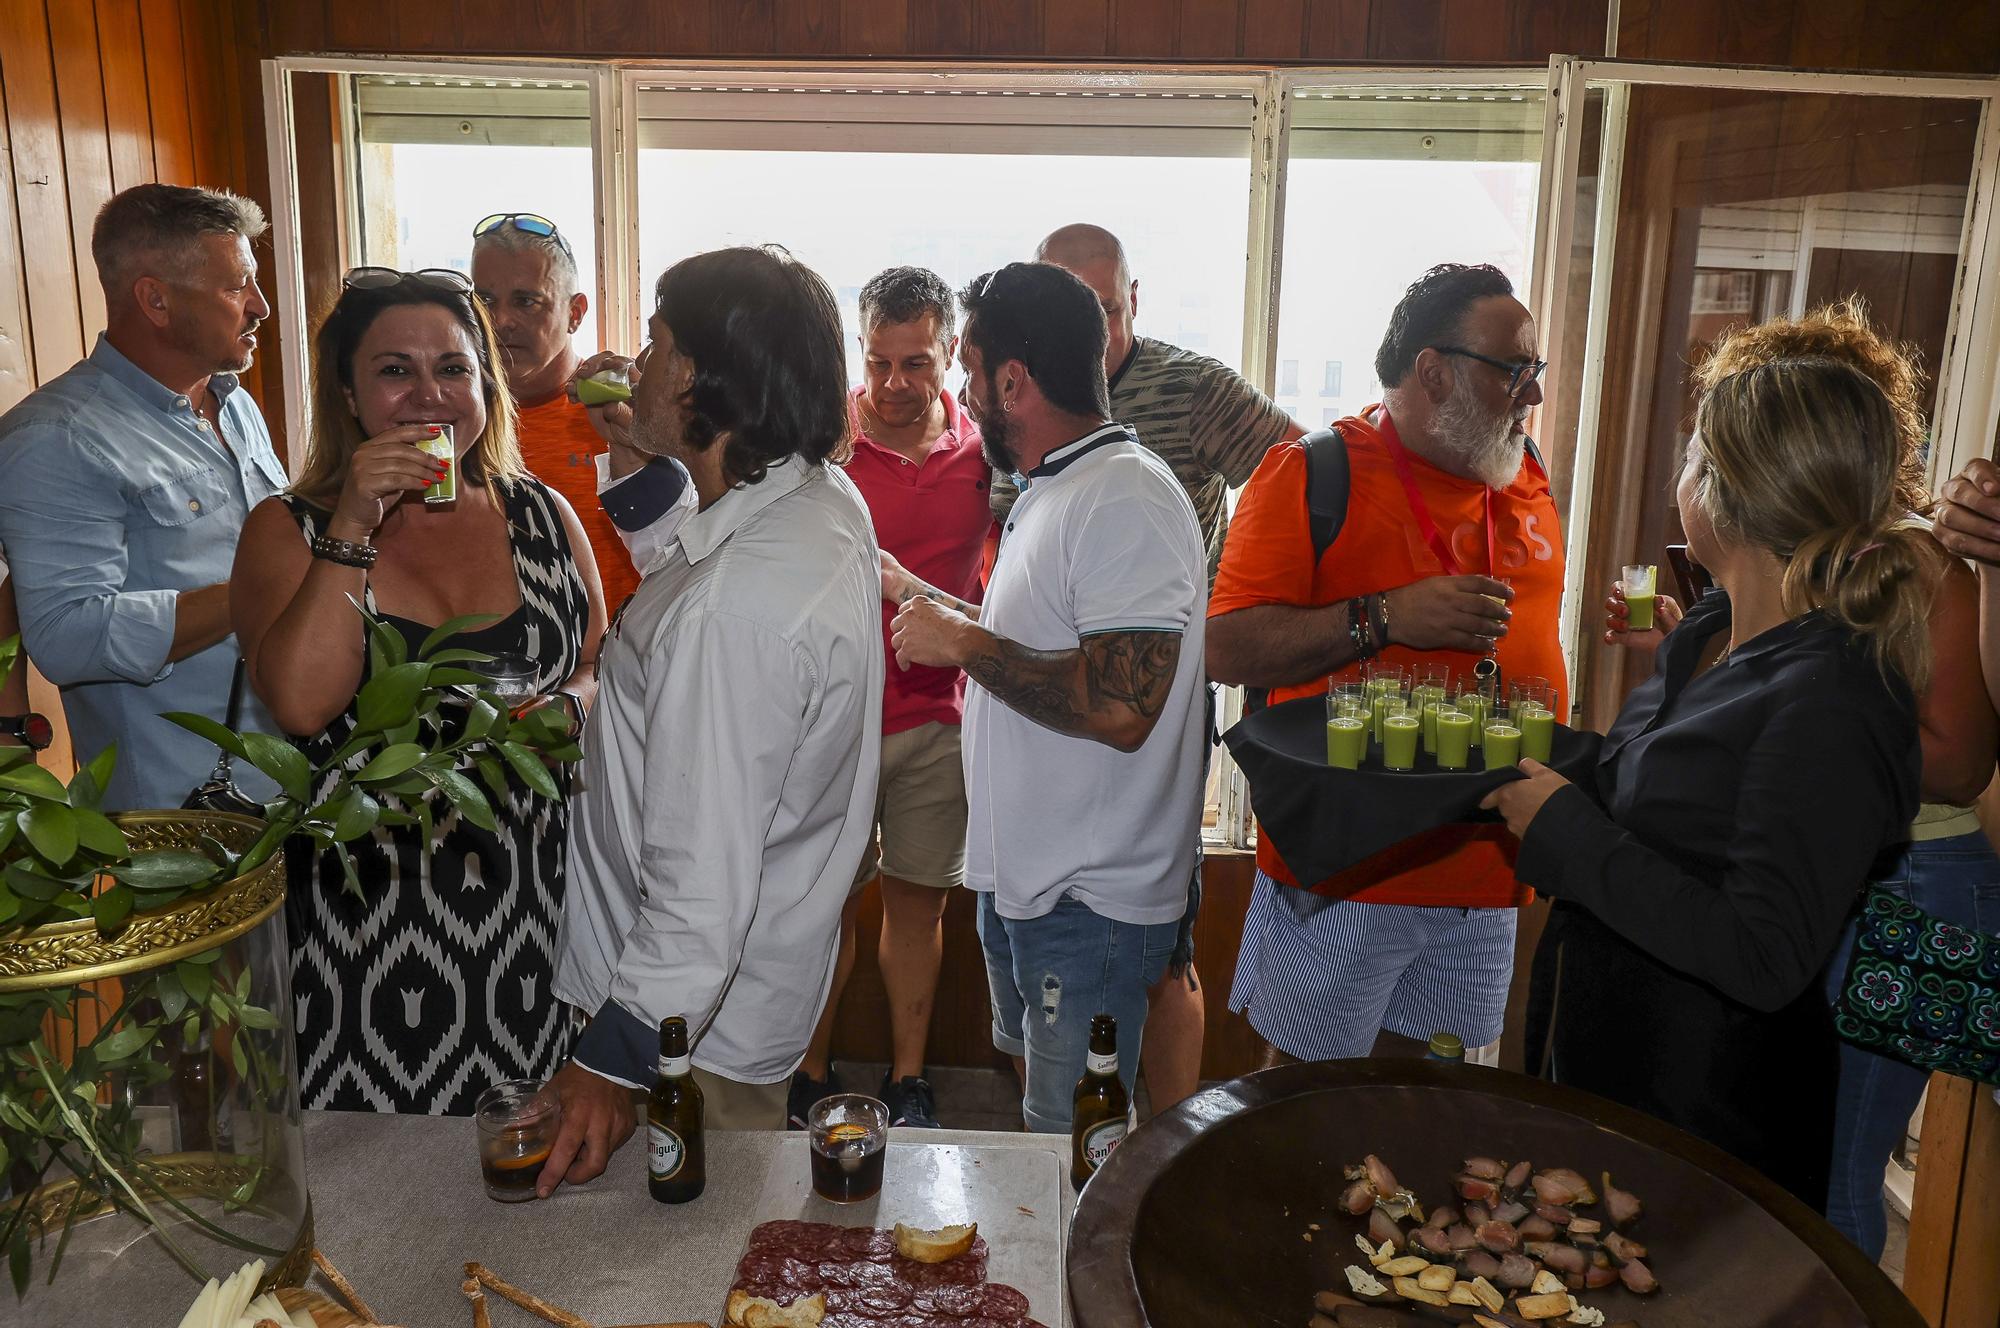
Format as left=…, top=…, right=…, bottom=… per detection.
left=1222, top=682, right=1601, bottom=883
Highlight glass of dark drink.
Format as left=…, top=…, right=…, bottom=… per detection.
left=807, top=1093, right=889, bottom=1203
left=475, top=1079, right=560, bottom=1203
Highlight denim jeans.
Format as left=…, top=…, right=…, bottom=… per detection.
left=1822, top=829, right=2000, bottom=1258
left=976, top=890, right=1177, bottom=1133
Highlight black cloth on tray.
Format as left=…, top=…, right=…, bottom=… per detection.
left=1222, top=693, right=1602, bottom=884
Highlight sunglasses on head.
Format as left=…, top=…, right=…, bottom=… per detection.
left=342, top=266, right=475, bottom=295
left=472, top=212, right=576, bottom=261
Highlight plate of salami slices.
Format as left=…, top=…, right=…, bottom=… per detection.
left=725, top=1220, right=1046, bottom=1328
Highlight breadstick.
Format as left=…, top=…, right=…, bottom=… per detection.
left=312, top=1249, right=381, bottom=1325
left=464, top=1262, right=593, bottom=1328
left=462, top=1278, right=493, bottom=1328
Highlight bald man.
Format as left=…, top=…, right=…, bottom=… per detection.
left=993, top=224, right=1302, bottom=1113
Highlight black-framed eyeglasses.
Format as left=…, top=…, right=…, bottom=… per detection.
left=342, top=266, right=475, bottom=296
left=1431, top=346, right=1547, bottom=397
left=472, top=212, right=576, bottom=262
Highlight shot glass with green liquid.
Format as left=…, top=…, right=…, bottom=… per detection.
left=1622, top=563, right=1658, bottom=632
left=419, top=424, right=456, bottom=505
left=1483, top=706, right=1522, bottom=771
left=1381, top=700, right=1420, bottom=772
left=1435, top=706, right=1474, bottom=770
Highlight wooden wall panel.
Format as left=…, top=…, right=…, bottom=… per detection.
left=47, top=0, right=116, bottom=343
left=0, top=2, right=84, bottom=384
left=261, top=0, right=1610, bottom=62
left=137, top=0, right=196, bottom=186
left=93, top=0, right=157, bottom=197
left=1617, top=0, right=2000, bottom=73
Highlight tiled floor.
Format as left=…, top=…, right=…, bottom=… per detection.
left=851, top=1060, right=1915, bottom=1286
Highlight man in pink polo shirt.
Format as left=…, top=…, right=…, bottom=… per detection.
left=791, top=266, right=991, bottom=1131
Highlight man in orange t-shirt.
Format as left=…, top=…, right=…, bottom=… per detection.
left=1207, top=262, right=1565, bottom=1067
left=472, top=216, right=638, bottom=609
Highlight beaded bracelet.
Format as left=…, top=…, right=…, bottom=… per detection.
left=310, top=534, right=378, bottom=569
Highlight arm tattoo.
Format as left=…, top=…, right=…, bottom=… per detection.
left=964, top=629, right=1182, bottom=747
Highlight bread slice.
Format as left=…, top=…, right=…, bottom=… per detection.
left=892, top=1221, right=978, bottom=1264
left=725, top=1289, right=825, bottom=1328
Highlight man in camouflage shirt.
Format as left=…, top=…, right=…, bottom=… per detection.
left=989, top=223, right=1301, bottom=1112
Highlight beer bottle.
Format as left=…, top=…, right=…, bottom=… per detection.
left=1071, top=1014, right=1129, bottom=1190
left=648, top=1015, right=705, bottom=1203
left=1426, top=1030, right=1466, bottom=1064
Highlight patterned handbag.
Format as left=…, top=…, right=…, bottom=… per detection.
left=1833, top=884, right=2000, bottom=1086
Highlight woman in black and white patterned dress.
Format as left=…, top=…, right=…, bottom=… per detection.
left=232, top=268, right=606, bottom=1114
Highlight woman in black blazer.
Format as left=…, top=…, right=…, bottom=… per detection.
left=1484, top=356, right=1932, bottom=1207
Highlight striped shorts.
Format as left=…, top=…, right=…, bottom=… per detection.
left=1227, top=871, right=1517, bottom=1060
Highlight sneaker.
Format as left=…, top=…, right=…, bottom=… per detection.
left=787, top=1067, right=842, bottom=1131
left=880, top=1072, right=941, bottom=1129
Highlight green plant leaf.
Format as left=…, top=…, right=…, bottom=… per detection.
left=90, top=885, right=133, bottom=932
left=0, top=762, right=68, bottom=801
left=498, top=741, right=561, bottom=801
left=373, top=807, right=415, bottom=829
left=236, top=1005, right=279, bottom=1031
left=178, top=945, right=222, bottom=965
left=431, top=768, right=498, bottom=833
left=181, top=1012, right=200, bottom=1046
left=418, top=614, right=501, bottom=660
left=0, top=1006, right=42, bottom=1046
left=93, top=1021, right=157, bottom=1063
left=429, top=667, right=490, bottom=688
left=366, top=613, right=408, bottom=672
left=3, top=863, right=67, bottom=903
left=414, top=799, right=434, bottom=852
left=354, top=661, right=431, bottom=735
left=239, top=733, right=311, bottom=802
left=230, top=1031, right=249, bottom=1078
left=329, top=788, right=380, bottom=842
left=160, top=712, right=251, bottom=762
left=71, top=808, right=128, bottom=859
left=178, top=961, right=213, bottom=1005
left=384, top=717, right=423, bottom=749
left=456, top=698, right=502, bottom=747
left=83, top=744, right=118, bottom=803
left=355, top=743, right=426, bottom=783
left=0, top=886, right=15, bottom=927
left=156, top=970, right=190, bottom=1023
left=65, top=762, right=101, bottom=812
left=108, top=850, right=221, bottom=892
left=234, top=966, right=251, bottom=1001
left=10, top=1228, right=27, bottom=1298
left=473, top=754, right=510, bottom=806
left=18, top=804, right=78, bottom=867
left=423, top=647, right=496, bottom=666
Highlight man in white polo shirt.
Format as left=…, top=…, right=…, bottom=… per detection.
left=888, top=261, right=1206, bottom=1134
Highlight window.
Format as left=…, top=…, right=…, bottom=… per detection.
left=1322, top=406, right=1343, bottom=427
left=631, top=78, right=1255, bottom=384
left=1278, top=358, right=1299, bottom=394
left=348, top=76, right=600, bottom=357
left=1276, top=88, right=1544, bottom=426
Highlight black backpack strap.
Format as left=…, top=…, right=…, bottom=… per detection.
left=1244, top=427, right=1352, bottom=714
left=1522, top=434, right=1548, bottom=478
left=1302, top=425, right=1352, bottom=562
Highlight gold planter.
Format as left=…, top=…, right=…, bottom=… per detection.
left=0, top=811, right=311, bottom=1323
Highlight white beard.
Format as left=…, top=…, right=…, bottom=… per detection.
left=1434, top=375, right=1525, bottom=489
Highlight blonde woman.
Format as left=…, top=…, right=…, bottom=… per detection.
left=1484, top=357, right=1931, bottom=1207
left=233, top=268, right=606, bottom=1115
left=1607, top=305, right=1996, bottom=1255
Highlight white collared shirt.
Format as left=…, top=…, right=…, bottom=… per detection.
left=966, top=428, right=1208, bottom=924
left=557, top=456, right=884, bottom=1086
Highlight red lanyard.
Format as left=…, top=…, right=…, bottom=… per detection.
left=1377, top=409, right=1495, bottom=578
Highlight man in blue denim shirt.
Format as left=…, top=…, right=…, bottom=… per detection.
left=0, top=184, right=287, bottom=810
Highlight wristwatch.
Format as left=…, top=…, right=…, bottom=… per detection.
left=554, top=689, right=586, bottom=739
left=0, top=712, right=53, bottom=751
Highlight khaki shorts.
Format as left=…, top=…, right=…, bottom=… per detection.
left=689, top=1067, right=789, bottom=1130
left=853, top=721, right=968, bottom=890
